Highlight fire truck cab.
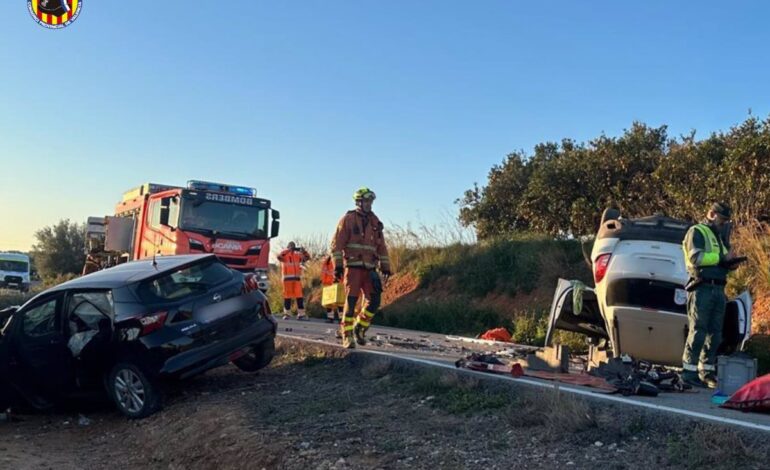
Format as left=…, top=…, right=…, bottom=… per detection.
left=86, top=181, right=279, bottom=292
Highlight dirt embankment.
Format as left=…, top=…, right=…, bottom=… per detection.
left=2, top=339, right=768, bottom=470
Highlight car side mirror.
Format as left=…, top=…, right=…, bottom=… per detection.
left=271, top=209, right=280, bottom=238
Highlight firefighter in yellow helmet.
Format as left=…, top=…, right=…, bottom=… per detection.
left=331, top=187, right=391, bottom=348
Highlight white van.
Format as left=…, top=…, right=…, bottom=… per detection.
left=0, top=252, right=31, bottom=292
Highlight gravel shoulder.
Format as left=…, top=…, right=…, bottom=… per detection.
left=1, top=338, right=769, bottom=470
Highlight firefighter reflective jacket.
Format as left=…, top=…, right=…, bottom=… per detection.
left=277, top=249, right=309, bottom=281
left=682, top=223, right=729, bottom=281
left=331, top=209, right=390, bottom=271
left=321, top=257, right=335, bottom=286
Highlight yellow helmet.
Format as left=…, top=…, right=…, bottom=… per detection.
left=353, top=187, right=376, bottom=201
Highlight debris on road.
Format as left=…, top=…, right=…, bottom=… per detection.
left=479, top=327, right=512, bottom=342
left=589, top=358, right=690, bottom=396
left=455, top=353, right=524, bottom=377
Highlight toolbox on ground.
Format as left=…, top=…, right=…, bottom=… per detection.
left=322, top=283, right=346, bottom=308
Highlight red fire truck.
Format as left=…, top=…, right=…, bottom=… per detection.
left=86, top=180, right=279, bottom=291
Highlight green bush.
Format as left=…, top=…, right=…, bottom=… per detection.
left=510, top=310, right=548, bottom=346
left=407, top=237, right=587, bottom=299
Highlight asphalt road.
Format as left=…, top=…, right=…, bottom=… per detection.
left=278, top=317, right=770, bottom=432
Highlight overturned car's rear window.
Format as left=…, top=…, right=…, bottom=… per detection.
left=606, top=278, right=687, bottom=314
left=137, top=260, right=233, bottom=303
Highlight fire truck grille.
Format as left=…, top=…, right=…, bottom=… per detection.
left=216, top=256, right=248, bottom=266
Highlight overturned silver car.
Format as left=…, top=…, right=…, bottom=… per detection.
left=546, top=211, right=752, bottom=366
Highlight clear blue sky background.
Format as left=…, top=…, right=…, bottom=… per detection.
left=1, top=1, right=769, bottom=251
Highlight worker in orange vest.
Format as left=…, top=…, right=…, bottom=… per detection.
left=320, top=255, right=341, bottom=323
left=331, top=187, right=391, bottom=348
left=277, top=241, right=310, bottom=320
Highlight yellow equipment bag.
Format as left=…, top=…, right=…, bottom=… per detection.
left=322, top=283, right=346, bottom=308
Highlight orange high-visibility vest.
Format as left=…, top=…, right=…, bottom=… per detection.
left=321, top=258, right=335, bottom=286
left=277, top=250, right=306, bottom=281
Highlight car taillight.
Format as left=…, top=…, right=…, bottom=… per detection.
left=139, top=311, right=168, bottom=336
left=593, top=254, right=611, bottom=284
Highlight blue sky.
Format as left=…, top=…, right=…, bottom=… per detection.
left=1, top=1, right=769, bottom=251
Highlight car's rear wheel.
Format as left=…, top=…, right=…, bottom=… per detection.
left=601, top=208, right=621, bottom=224
left=232, top=337, right=275, bottom=372
left=107, top=363, right=162, bottom=419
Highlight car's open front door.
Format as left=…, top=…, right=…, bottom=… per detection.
left=720, top=290, right=753, bottom=354
left=545, top=278, right=608, bottom=346
left=8, top=293, right=74, bottom=403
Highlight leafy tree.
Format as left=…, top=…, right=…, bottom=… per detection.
left=457, top=151, right=533, bottom=238
left=31, top=219, right=86, bottom=280
left=460, top=116, right=770, bottom=238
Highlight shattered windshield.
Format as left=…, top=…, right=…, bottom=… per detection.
left=0, top=260, right=28, bottom=273
left=179, top=196, right=268, bottom=240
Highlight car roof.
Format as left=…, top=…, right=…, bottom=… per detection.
left=597, top=214, right=692, bottom=245
left=49, top=254, right=219, bottom=291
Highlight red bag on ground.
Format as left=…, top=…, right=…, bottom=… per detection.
left=722, top=373, right=770, bottom=412
left=479, top=327, right=512, bottom=343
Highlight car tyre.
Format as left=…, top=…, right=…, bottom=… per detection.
left=107, top=362, right=162, bottom=419
left=601, top=208, right=621, bottom=224
left=233, top=337, right=275, bottom=372
left=602, top=207, right=620, bottom=225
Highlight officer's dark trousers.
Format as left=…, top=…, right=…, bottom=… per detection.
left=682, top=283, right=726, bottom=373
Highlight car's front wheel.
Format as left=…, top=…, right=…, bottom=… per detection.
left=232, top=337, right=275, bottom=372
left=107, top=363, right=162, bottom=419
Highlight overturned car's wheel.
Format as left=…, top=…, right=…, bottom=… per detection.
left=233, top=337, right=275, bottom=373
left=601, top=207, right=621, bottom=224
left=107, top=363, right=162, bottom=419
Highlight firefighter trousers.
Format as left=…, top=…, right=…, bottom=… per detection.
left=341, top=268, right=382, bottom=336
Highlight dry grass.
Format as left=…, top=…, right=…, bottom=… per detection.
left=510, top=388, right=597, bottom=436
left=729, top=221, right=770, bottom=296
left=666, top=424, right=755, bottom=469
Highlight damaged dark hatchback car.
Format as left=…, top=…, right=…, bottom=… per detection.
left=0, top=254, right=276, bottom=418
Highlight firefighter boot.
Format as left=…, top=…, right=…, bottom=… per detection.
left=340, top=317, right=355, bottom=346
left=354, top=309, right=375, bottom=346
left=353, top=324, right=368, bottom=346
left=342, top=333, right=356, bottom=349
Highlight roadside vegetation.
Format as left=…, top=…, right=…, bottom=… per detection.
left=6, top=338, right=767, bottom=469
left=277, top=116, right=770, bottom=370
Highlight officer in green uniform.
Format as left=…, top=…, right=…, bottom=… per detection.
left=681, top=202, right=739, bottom=388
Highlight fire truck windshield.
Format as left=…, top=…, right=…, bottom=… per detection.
left=179, top=199, right=269, bottom=240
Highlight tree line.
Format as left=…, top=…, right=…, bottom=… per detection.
left=458, top=116, right=770, bottom=238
